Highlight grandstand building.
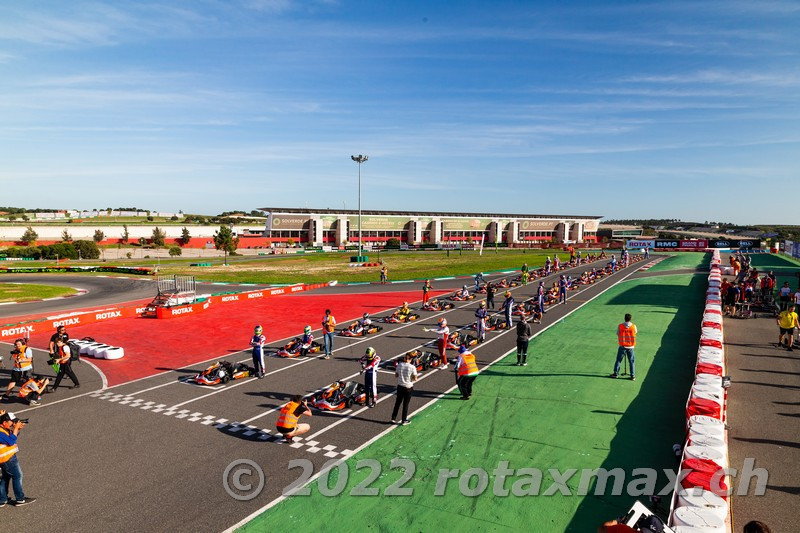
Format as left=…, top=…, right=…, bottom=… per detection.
left=259, top=207, right=601, bottom=246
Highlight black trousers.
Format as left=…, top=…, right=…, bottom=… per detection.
left=516, top=339, right=529, bottom=364
left=457, top=375, right=476, bottom=398
left=391, top=386, right=412, bottom=422
left=54, top=362, right=79, bottom=389
left=364, top=372, right=376, bottom=405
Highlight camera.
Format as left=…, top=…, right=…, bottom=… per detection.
left=18, top=418, right=30, bottom=424
left=10, top=349, right=20, bottom=355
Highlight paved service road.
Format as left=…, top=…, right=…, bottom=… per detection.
left=0, top=258, right=650, bottom=532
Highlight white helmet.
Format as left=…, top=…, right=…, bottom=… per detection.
left=439, top=318, right=447, bottom=326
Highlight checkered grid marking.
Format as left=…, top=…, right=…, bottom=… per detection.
left=89, top=390, right=352, bottom=458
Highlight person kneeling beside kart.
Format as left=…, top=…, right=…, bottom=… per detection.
left=276, top=395, right=312, bottom=441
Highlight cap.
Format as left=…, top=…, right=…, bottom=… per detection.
left=0, top=412, right=18, bottom=423
left=458, top=345, right=468, bottom=354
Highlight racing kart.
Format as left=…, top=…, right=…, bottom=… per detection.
left=421, top=299, right=455, bottom=311
left=276, top=338, right=323, bottom=358
left=494, top=278, right=510, bottom=288
left=472, top=316, right=508, bottom=331
left=380, top=311, right=420, bottom=323
left=339, top=322, right=384, bottom=337
left=394, top=349, right=446, bottom=372
left=446, top=331, right=479, bottom=350
left=193, top=361, right=254, bottom=385
left=448, top=292, right=475, bottom=301
left=311, top=380, right=367, bottom=411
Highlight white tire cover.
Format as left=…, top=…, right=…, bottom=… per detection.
left=673, top=505, right=726, bottom=529
left=104, top=347, right=124, bottom=360
left=88, top=344, right=109, bottom=357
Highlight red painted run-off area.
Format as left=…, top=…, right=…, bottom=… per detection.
left=26, top=289, right=450, bottom=387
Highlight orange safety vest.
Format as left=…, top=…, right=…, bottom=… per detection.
left=617, top=323, right=637, bottom=347
left=14, top=347, right=33, bottom=371
left=276, top=401, right=300, bottom=429
left=18, top=378, right=40, bottom=398
left=323, top=316, right=335, bottom=333
left=457, top=353, right=479, bottom=377
left=0, top=427, right=18, bottom=464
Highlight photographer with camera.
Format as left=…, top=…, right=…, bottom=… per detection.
left=2, top=339, right=34, bottom=401
left=0, top=410, right=35, bottom=506
left=47, top=325, right=69, bottom=360
left=18, top=376, right=50, bottom=406
left=49, top=337, right=80, bottom=392
left=275, top=395, right=312, bottom=442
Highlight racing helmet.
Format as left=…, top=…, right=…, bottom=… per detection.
left=365, top=347, right=376, bottom=358
left=403, top=301, right=408, bottom=307
left=458, top=345, right=468, bottom=354
left=505, top=291, right=511, bottom=297
left=304, top=325, right=311, bottom=334
left=438, top=318, right=447, bottom=326
left=480, top=300, right=486, bottom=307
left=254, top=325, right=262, bottom=335
left=363, top=313, right=369, bottom=319
left=463, top=284, right=467, bottom=290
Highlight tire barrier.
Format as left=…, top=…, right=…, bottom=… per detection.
left=0, top=265, right=153, bottom=275
left=70, top=339, right=125, bottom=360
left=668, top=249, right=731, bottom=532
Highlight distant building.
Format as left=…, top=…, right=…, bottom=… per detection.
left=597, top=224, right=644, bottom=240
left=259, top=207, right=601, bottom=246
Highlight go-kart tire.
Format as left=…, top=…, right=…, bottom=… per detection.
left=221, top=375, right=230, bottom=384
left=104, top=347, right=124, bottom=360
left=345, top=398, right=353, bottom=408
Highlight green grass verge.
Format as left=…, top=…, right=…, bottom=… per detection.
left=11, top=249, right=590, bottom=284
left=647, top=252, right=710, bottom=272
left=0, top=283, right=77, bottom=303
left=239, top=273, right=704, bottom=532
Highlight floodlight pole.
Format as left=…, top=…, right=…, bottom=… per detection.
left=351, top=155, right=368, bottom=260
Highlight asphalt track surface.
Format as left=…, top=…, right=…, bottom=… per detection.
left=0, top=258, right=651, bottom=532
left=0, top=274, right=272, bottom=319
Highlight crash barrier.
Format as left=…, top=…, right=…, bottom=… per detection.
left=668, top=250, right=732, bottom=533
left=0, top=265, right=153, bottom=275
left=0, top=282, right=332, bottom=339
left=347, top=262, right=382, bottom=268
left=70, top=339, right=125, bottom=360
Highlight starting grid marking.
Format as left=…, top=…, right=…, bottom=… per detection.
left=88, top=390, right=351, bottom=458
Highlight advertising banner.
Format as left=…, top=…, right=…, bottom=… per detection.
left=626, top=240, right=655, bottom=249
left=793, top=242, right=800, bottom=259
left=441, top=218, right=493, bottom=232
left=709, top=239, right=732, bottom=248
left=736, top=239, right=760, bottom=249
left=654, top=240, right=680, bottom=249
left=679, top=240, right=708, bottom=249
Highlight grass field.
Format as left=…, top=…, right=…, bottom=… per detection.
left=647, top=252, right=710, bottom=272
left=240, top=273, right=704, bottom=532
left=0, top=283, right=77, bottom=303
left=89, top=249, right=591, bottom=284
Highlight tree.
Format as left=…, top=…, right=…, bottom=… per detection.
left=168, top=246, right=182, bottom=257
left=74, top=240, right=101, bottom=259
left=286, top=237, right=295, bottom=247
left=121, top=224, right=129, bottom=243
left=20, top=226, right=38, bottom=245
left=386, top=237, right=400, bottom=248
left=93, top=229, right=105, bottom=243
left=151, top=227, right=166, bottom=247
left=214, top=225, right=239, bottom=266
left=61, top=229, right=73, bottom=242
left=180, top=227, right=191, bottom=246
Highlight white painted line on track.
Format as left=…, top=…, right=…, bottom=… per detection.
left=223, top=262, right=645, bottom=533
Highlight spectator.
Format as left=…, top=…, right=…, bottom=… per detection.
left=391, top=352, right=418, bottom=425
left=777, top=304, right=798, bottom=351
left=47, top=325, right=69, bottom=359
left=0, top=411, right=36, bottom=506
left=380, top=265, right=387, bottom=284
left=516, top=315, right=532, bottom=366
left=321, top=309, right=336, bottom=359
left=609, top=313, right=637, bottom=381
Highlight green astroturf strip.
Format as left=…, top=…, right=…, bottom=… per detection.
left=646, top=252, right=710, bottom=272
left=239, top=275, right=705, bottom=533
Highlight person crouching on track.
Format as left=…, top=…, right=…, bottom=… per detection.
left=250, top=325, right=266, bottom=379
left=425, top=318, right=450, bottom=370
left=276, top=395, right=312, bottom=442
left=299, top=326, right=314, bottom=356
left=3, top=340, right=34, bottom=401
left=474, top=301, right=488, bottom=343
left=359, top=347, right=380, bottom=408
left=50, top=337, right=79, bottom=392
left=18, top=376, right=49, bottom=406
left=455, top=345, right=479, bottom=400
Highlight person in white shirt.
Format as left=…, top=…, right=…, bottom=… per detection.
left=424, top=318, right=450, bottom=369
left=391, top=352, right=418, bottom=425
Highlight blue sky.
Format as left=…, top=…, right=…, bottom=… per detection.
left=1, top=1, right=798, bottom=224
